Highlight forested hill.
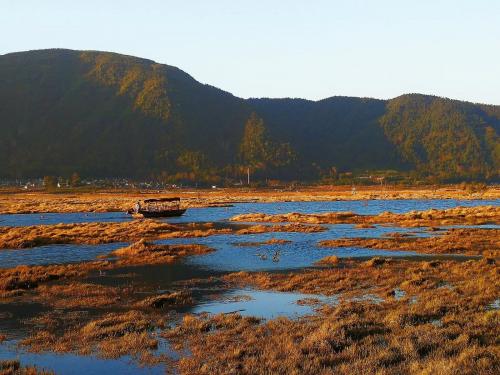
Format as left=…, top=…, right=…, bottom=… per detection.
left=0, top=49, right=498, bottom=182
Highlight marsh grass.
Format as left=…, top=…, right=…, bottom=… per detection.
left=0, top=360, right=54, bottom=375
left=231, top=205, right=500, bottom=228
left=167, top=258, right=499, bottom=374
left=319, top=227, right=500, bottom=256
left=2, top=186, right=498, bottom=214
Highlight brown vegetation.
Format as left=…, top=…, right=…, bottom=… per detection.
left=319, top=228, right=500, bottom=256
left=0, top=261, right=110, bottom=298
left=33, top=282, right=124, bottom=309
left=135, top=291, right=193, bottom=309
left=232, top=238, right=292, bottom=247
left=111, top=240, right=214, bottom=265
left=0, top=220, right=179, bottom=249
left=1, top=185, right=499, bottom=214
left=21, top=311, right=163, bottom=360
left=232, top=205, right=500, bottom=227
left=0, top=240, right=213, bottom=298
left=0, top=360, right=54, bottom=375
left=167, top=258, right=499, bottom=374
left=0, top=220, right=325, bottom=249
left=235, top=223, right=326, bottom=235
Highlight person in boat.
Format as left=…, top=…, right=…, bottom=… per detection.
left=134, top=201, right=141, bottom=214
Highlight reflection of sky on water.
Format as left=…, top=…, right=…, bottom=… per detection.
left=0, top=243, right=124, bottom=269
left=0, top=341, right=165, bottom=375
left=1, top=199, right=498, bottom=227
left=191, top=289, right=337, bottom=319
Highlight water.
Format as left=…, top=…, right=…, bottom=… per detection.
left=0, top=212, right=131, bottom=227
left=165, top=199, right=499, bottom=224
left=0, top=199, right=497, bottom=227
left=191, top=289, right=337, bottom=319
left=162, top=235, right=420, bottom=272
left=0, top=216, right=486, bottom=270
left=0, top=243, right=125, bottom=269
left=0, top=198, right=496, bottom=373
left=0, top=341, right=165, bottom=375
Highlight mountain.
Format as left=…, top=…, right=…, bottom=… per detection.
left=0, top=49, right=498, bottom=182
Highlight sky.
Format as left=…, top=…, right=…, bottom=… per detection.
left=1, top=0, right=499, bottom=104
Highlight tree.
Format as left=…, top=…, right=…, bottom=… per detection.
left=70, top=172, right=81, bottom=187
left=239, top=113, right=296, bottom=178
left=43, top=176, right=57, bottom=191
left=239, top=112, right=271, bottom=170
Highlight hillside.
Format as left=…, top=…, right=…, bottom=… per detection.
left=0, top=49, right=498, bottom=182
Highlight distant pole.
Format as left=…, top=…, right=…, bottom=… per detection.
left=247, top=167, right=250, bottom=185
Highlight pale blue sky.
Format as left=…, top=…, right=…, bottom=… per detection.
left=2, top=0, right=499, bottom=104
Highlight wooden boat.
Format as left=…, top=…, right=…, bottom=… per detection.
left=128, top=197, right=187, bottom=218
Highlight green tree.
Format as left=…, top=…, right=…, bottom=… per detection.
left=239, top=112, right=271, bottom=169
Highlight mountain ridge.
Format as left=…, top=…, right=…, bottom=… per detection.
left=0, top=49, right=498, bottom=182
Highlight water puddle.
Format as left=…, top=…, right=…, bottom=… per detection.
left=0, top=243, right=126, bottom=269
left=155, top=233, right=420, bottom=272
left=487, top=298, right=499, bottom=310
left=0, top=340, right=165, bottom=375
left=393, top=288, right=406, bottom=300
left=351, top=294, right=385, bottom=304
left=190, top=289, right=337, bottom=319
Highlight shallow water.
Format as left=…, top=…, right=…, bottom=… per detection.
left=0, top=220, right=483, bottom=269
left=0, top=243, right=125, bottom=269
left=155, top=227, right=468, bottom=272
left=0, top=341, right=165, bottom=375
left=0, top=198, right=497, bottom=373
left=191, top=288, right=337, bottom=319
left=0, top=211, right=131, bottom=227
left=0, top=199, right=497, bottom=227
left=165, top=199, right=499, bottom=224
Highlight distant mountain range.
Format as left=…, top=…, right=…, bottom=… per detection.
left=0, top=49, right=498, bottom=182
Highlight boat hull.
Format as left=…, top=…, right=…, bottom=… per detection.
left=138, top=209, right=187, bottom=218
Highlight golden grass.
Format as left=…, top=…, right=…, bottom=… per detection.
left=232, top=205, right=500, bottom=227
left=0, top=220, right=179, bottom=249
left=0, top=261, right=109, bottom=298
left=319, top=228, right=500, bottom=256
left=33, top=282, right=123, bottom=309
left=233, top=238, right=292, bottom=247
left=21, top=311, right=163, bottom=359
left=166, top=258, right=499, bottom=374
left=315, top=255, right=340, bottom=265
left=135, top=291, right=193, bottom=309
left=1, top=185, right=498, bottom=214
left=0, top=240, right=213, bottom=298
left=0, top=360, right=55, bottom=375
left=111, top=239, right=214, bottom=265
left=0, top=219, right=325, bottom=249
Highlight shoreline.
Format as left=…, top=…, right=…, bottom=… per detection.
left=0, top=185, right=498, bottom=215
